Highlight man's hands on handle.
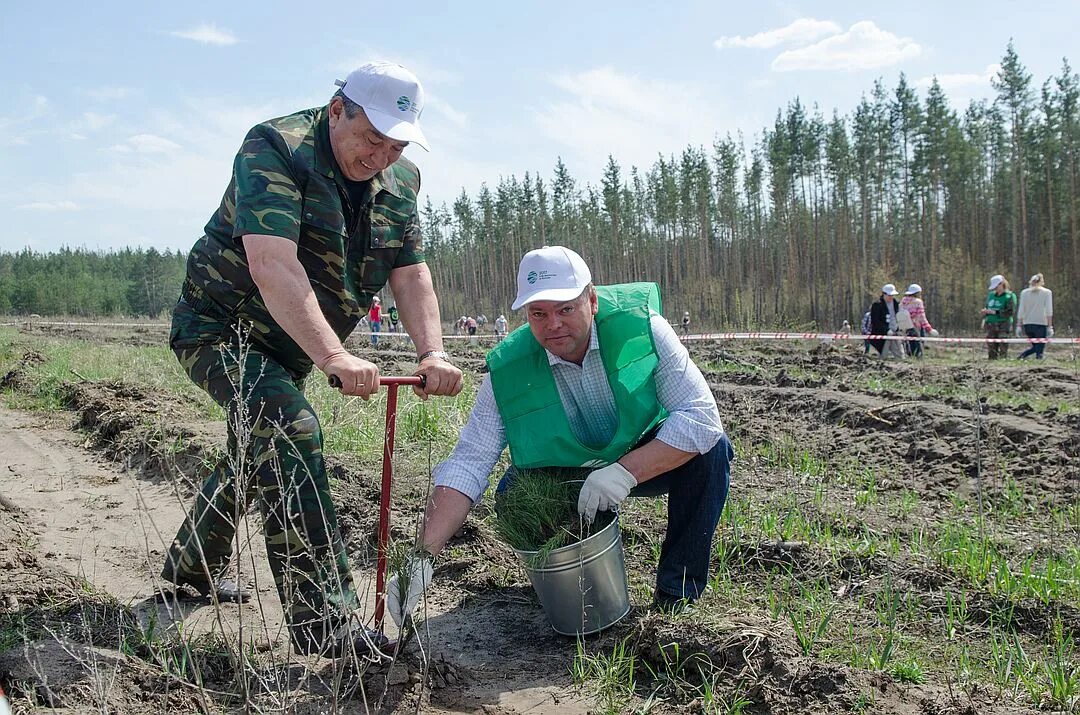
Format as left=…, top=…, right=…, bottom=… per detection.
left=386, top=553, right=434, bottom=627
left=319, top=349, right=380, bottom=399
left=577, top=462, right=638, bottom=524
left=413, top=354, right=463, bottom=400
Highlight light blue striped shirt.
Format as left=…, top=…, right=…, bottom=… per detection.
left=433, top=314, right=725, bottom=502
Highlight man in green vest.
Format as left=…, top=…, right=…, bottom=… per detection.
left=387, top=246, right=733, bottom=624
left=981, top=273, right=1017, bottom=360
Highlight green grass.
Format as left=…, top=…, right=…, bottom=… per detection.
left=0, top=327, right=220, bottom=417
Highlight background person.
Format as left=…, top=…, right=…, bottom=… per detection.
left=868, top=284, right=903, bottom=358
left=860, top=310, right=872, bottom=354
left=1017, top=273, right=1054, bottom=360
left=161, top=62, right=463, bottom=658
left=982, top=274, right=1016, bottom=360
left=368, top=295, right=382, bottom=346
left=387, top=246, right=732, bottom=624
left=388, top=304, right=401, bottom=334
left=899, top=284, right=938, bottom=358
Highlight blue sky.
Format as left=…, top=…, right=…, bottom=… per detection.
left=2, top=1, right=1077, bottom=254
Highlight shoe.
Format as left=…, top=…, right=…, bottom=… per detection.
left=174, top=575, right=252, bottom=603
left=291, top=621, right=391, bottom=659
left=651, top=590, right=695, bottom=616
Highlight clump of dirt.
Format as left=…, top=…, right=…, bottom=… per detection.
left=0, top=349, right=45, bottom=391
left=0, top=497, right=82, bottom=612
left=59, top=379, right=222, bottom=484
left=0, top=638, right=204, bottom=713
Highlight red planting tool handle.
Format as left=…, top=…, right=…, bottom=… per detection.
left=326, top=373, right=425, bottom=632
left=326, top=374, right=426, bottom=389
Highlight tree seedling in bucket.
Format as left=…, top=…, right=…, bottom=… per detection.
left=494, top=467, right=615, bottom=566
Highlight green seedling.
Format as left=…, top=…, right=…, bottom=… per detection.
left=494, top=467, right=604, bottom=564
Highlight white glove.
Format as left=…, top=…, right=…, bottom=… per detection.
left=578, top=463, right=637, bottom=523
left=385, top=554, right=434, bottom=627
left=1048, top=327, right=1055, bottom=338
left=929, top=329, right=939, bottom=337
left=1016, top=326, right=1024, bottom=338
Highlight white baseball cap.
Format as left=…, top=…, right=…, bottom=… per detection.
left=988, top=274, right=1005, bottom=290
left=511, top=246, right=592, bottom=310
left=335, top=62, right=429, bottom=151
left=905, top=283, right=922, bottom=295
left=882, top=283, right=900, bottom=296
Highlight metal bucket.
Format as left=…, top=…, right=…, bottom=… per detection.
left=511, top=513, right=631, bottom=636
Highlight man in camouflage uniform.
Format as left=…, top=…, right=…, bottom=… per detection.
left=162, top=62, right=462, bottom=657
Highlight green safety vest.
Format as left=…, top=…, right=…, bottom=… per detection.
left=486, top=283, right=668, bottom=469
left=984, top=290, right=1016, bottom=324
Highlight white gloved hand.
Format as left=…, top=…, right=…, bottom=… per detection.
left=1048, top=327, right=1055, bottom=338
left=1016, top=326, right=1025, bottom=338
left=385, top=553, right=434, bottom=627
left=929, top=329, right=939, bottom=337
left=578, top=463, right=638, bottom=523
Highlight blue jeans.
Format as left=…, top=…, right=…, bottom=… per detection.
left=497, top=434, right=733, bottom=602
left=369, top=320, right=381, bottom=346
left=1019, top=324, right=1048, bottom=359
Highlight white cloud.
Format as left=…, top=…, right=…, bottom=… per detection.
left=18, top=201, right=79, bottom=211
left=425, top=96, right=467, bottom=128
left=916, top=64, right=1000, bottom=92
left=716, top=18, right=841, bottom=49
left=771, top=21, right=921, bottom=71
left=84, top=86, right=134, bottom=102
left=124, top=134, right=182, bottom=154
left=77, top=112, right=116, bottom=132
left=170, top=24, right=238, bottom=46
left=534, top=66, right=734, bottom=177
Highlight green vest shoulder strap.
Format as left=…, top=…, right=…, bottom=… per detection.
left=487, top=282, right=667, bottom=469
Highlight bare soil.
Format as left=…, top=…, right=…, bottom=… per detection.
left=1, top=324, right=1078, bottom=713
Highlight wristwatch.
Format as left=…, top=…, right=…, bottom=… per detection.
left=417, top=349, right=450, bottom=363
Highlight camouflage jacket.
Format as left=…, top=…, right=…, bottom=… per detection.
left=177, top=105, right=424, bottom=376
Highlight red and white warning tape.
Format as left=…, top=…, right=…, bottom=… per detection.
left=681, top=331, right=1073, bottom=345
left=1, top=321, right=1071, bottom=345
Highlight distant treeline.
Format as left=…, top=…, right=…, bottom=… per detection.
left=423, top=42, right=1079, bottom=332
left=5, top=43, right=1078, bottom=332
left=0, top=248, right=186, bottom=317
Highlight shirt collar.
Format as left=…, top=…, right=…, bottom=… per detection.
left=546, top=320, right=600, bottom=367
left=313, top=105, right=404, bottom=199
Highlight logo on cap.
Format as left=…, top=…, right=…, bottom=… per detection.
left=527, top=271, right=538, bottom=284
left=396, top=95, right=419, bottom=114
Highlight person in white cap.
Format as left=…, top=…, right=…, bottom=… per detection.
left=388, top=246, right=733, bottom=620
left=981, top=274, right=1016, bottom=359
left=898, top=284, right=939, bottom=358
left=162, top=61, right=462, bottom=659
left=868, top=284, right=904, bottom=358
left=1017, top=273, right=1054, bottom=359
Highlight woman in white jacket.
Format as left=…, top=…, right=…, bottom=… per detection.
left=1017, top=273, right=1054, bottom=360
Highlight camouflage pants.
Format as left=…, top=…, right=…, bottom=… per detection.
left=162, top=300, right=357, bottom=647
left=986, top=323, right=1009, bottom=360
